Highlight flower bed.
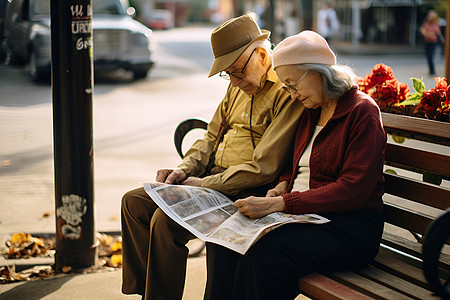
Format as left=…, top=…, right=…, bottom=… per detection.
left=357, top=63, right=449, bottom=122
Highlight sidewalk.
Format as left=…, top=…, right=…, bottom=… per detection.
left=0, top=253, right=207, bottom=300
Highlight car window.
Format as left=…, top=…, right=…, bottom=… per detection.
left=93, top=0, right=124, bottom=15
left=30, top=0, right=126, bottom=16
left=33, top=0, right=49, bottom=16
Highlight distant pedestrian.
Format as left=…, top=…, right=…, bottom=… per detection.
left=439, top=17, right=446, bottom=58
left=317, top=1, right=339, bottom=43
left=420, top=10, right=443, bottom=76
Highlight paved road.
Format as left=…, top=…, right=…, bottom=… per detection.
left=0, top=25, right=446, bottom=239
left=0, top=26, right=228, bottom=238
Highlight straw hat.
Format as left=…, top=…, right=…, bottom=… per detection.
left=273, top=30, right=336, bottom=68
left=208, top=14, right=270, bottom=77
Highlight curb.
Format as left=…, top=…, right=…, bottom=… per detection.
left=332, top=42, right=424, bottom=56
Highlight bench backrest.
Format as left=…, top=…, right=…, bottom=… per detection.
left=380, top=112, right=450, bottom=257
left=175, top=114, right=450, bottom=253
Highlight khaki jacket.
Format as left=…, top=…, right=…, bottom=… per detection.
left=178, top=68, right=305, bottom=196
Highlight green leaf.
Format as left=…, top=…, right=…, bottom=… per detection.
left=391, top=134, right=405, bottom=143
left=411, top=78, right=426, bottom=93
left=422, top=172, right=442, bottom=185
left=385, top=169, right=398, bottom=175
left=397, top=93, right=422, bottom=106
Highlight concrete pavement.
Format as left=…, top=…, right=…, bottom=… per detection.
left=0, top=253, right=207, bottom=300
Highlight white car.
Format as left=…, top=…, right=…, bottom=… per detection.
left=4, top=0, right=156, bottom=82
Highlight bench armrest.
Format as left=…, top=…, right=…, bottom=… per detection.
left=174, top=118, right=208, bottom=158
left=422, top=209, right=450, bottom=299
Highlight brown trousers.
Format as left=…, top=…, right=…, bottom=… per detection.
left=121, top=187, right=195, bottom=300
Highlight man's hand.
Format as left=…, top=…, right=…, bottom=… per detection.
left=181, top=177, right=202, bottom=187
left=234, top=196, right=285, bottom=219
left=266, top=180, right=289, bottom=197
left=156, top=168, right=187, bottom=184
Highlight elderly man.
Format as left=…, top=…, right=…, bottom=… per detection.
left=121, top=14, right=304, bottom=300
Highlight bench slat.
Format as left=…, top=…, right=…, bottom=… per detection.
left=381, top=113, right=450, bottom=146
left=355, top=265, right=438, bottom=300
left=299, top=245, right=448, bottom=300
left=382, top=232, right=450, bottom=272
left=385, top=143, right=450, bottom=178
left=328, top=271, right=416, bottom=300
left=373, top=247, right=429, bottom=289
left=299, top=273, right=374, bottom=300
left=381, top=230, right=426, bottom=260
left=383, top=203, right=435, bottom=237
left=384, top=173, right=450, bottom=210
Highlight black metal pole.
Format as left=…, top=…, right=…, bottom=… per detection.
left=51, top=0, right=96, bottom=272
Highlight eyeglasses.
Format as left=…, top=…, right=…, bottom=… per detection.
left=219, top=48, right=257, bottom=80
left=282, top=70, right=310, bottom=92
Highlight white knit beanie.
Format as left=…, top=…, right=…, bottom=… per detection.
left=273, top=30, right=336, bottom=68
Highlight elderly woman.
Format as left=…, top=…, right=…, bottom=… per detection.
left=204, top=31, right=386, bottom=300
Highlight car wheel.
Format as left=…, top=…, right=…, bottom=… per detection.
left=29, top=49, right=49, bottom=83
left=0, top=39, right=7, bottom=63
left=133, top=69, right=148, bottom=80
left=6, top=46, right=23, bottom=65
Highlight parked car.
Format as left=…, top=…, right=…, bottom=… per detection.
left=3, top=0, right=155, bottom=82
left=145, top=9, right=174, bottom=30
left=0, top=0, right=7, bottom=62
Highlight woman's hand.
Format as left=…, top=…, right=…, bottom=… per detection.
left=234, top=196, right=285, bottom=219
left=181, top=177, right=202, bottom=187
left=266, top=181, right=289, bottom=197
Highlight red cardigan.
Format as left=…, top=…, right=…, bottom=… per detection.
left=280, top=87, right=386, bottom=214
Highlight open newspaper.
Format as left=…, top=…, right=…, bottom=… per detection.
left=143, top=182, right=330, bottom=255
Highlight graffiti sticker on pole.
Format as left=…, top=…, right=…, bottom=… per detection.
left=57, top=194, right=88, bottom=240
left=70, top=4, right=92, bottom=52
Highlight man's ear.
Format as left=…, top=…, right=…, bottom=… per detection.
left=256, top=47, right=267, bottom=62
left=256, top=47, right=268, bottom=64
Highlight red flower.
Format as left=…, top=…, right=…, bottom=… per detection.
left=433, top=77, right=449, bottom=107
left=419, top=91, right=442, bottom=115
left=398, top=82, right=410, bottom=101
left=357, top=63, right=409, bottom=109
left=435, top=77, right=447, bottom=90
left=372, top=79, right=399, bottom=109
left=370, top=63, right=395, bottom=86
left=359, top=64, right=449, bottom=122
left=416, top=77, right=449, bottom=120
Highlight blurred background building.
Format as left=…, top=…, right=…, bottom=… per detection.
left=128, top=0, right=446, bottom=49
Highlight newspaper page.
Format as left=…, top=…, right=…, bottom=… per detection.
left=143, top=182, right=330, bottom=255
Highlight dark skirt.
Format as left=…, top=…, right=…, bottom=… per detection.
left=204, top=209, right=384, bottom=300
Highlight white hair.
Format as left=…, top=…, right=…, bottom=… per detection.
left=294, top=63, right=357, bottom=99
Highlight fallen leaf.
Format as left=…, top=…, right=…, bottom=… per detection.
left=62, top=266, right=72, bottom=273
left=110, top=241, right=122, bottom=252
left=96, top=233, right=114, bottom=246
left=109, top=215, right=119, bottom=221
left=11, top=233, right=27, bottom=244
left=110, top=254, right=122, bottom=267
left=40, top=211, right=53, bottom=219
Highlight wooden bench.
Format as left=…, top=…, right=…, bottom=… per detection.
left=299, top=112, right=450, bottom=300
left=174, top=113, right=450, bottom=299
